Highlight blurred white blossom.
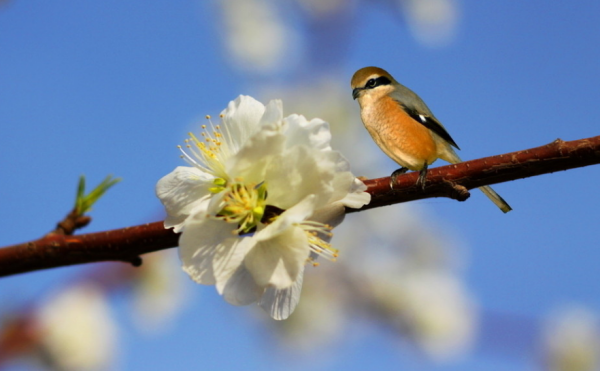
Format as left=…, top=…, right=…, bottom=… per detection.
left=219, top=0, right=298, bottom=74
left=353, top=206, right=476, bottom=361
left=36, top=284, right=117, bottom=371
left=295, top=0, right=350, bottom=17
left=157, top=95, right=369, bottom=319
left=542, top=306, right=600, bottom=371
left=261, top=207, right=477, bottom=360
left=370, top=270, right=477, bottom=360
left=131, top=250, right=186, bottom=332
left=262, top=263, right=349, bottom=351
left=398, top=0, right=461, bottom=47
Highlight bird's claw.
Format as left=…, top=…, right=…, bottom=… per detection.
left=416, top=163, right=428, bottom=190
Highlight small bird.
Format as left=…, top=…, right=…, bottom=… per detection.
left=351, top=66, right=512, bottom=213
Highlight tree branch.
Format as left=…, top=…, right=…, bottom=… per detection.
left=1, top=136, right=599, bottom=278
left=352, top=136, right=600, bottom=212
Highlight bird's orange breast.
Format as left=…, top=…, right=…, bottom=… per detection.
left=364, top=96, right=438, bottom=170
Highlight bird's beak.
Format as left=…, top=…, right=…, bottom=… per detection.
left=352, top=88, right=361, bottom=100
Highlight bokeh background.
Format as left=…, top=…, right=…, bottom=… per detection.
left=1, top=1, right=600, bottom=370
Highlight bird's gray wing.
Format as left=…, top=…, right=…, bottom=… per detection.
left=390, top=84, right=460, bottom=149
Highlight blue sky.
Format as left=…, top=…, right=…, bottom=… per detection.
left=1, top=1, right=600, bottom=370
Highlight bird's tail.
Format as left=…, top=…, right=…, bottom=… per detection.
left=443, top=148, right=512, bottom=213
left=478, top=185, right=512, bottom=213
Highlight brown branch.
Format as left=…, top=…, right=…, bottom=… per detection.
left=351, top=136, right=600, bottom=212
left=0, top=135, right=599, bottom=278
left=0, top=223, right=177, bottom=278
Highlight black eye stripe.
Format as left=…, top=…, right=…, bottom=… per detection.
left=365, top=76, right=391, bottom=89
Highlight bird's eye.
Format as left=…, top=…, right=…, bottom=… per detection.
left=364, top=76, right=391, bottom=89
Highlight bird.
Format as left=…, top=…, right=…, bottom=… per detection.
left=350, top=66, right=512, bottom=213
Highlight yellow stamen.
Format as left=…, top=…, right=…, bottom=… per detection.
left=213, top=182, right=268, bottom=235
left=298, top=221, right=337, bottom=262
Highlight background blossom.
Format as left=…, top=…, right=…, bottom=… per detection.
left=36, top=284, right=117, bottom=371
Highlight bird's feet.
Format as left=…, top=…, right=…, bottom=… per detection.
left=416, top=163, right=428, bottom=190
left=389, top=167, right=409, bottom=189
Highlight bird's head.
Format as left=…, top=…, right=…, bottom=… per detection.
left=350, top=67, right=395, bottom=101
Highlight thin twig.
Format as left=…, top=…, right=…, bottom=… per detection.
left=49, top=209, right=92, bottom=236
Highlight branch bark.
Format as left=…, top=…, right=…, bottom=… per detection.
left=1, top=136, right=599, bottom=278
left=353, top=136, right=600, bottom=212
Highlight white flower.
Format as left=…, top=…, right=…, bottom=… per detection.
left=400, top=0, right=460, bottom=47
left=396, top=272, right=476, bottom=360
left=542, top=306, right=600, bottom=371
left=156, top=95, right=370, bottom=320
left=219, top=0, right=298, bottom=74
left=36, top=284, right=117, bottom=371
left=131, top=250, right=185, bottom=333
left=367, top=270, right=476, bottom=360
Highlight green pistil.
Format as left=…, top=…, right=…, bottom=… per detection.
left=215, top=181, right=269, bottom=235
left=209, top=177, right=227, bottom=194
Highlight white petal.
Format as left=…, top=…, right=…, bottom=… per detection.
left=321, top=151, right=369, bottom=208
left=256, top=195, right=317, bottom=241
left=244, top=227, right=309, bottom=289
left=221, top=264, right=264, bottom=306
left=283, top=115, right=332, bottom=151
left=259, top=99, right=283, bottom=129
left=328, top=170, right=355, bottom=204
left=337, top=177, right=371, bottom=209
left=204, top=187, right=228, bottom=216
left=311, top=203, right=346, bottom=229
left=179, top=217, right=236, bottom=285
left=220, top=95, right=266, bottom=152
left=259, top=268, right=304, bottom=320
left=225, top=128, right=286, bottom=184
left=155, top=166, right=214, bottom=232
left=213, top=236, right=255, bottom=294
left=265, top=146, right=336, bottom=210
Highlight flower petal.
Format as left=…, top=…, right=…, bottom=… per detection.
left=337, top=177, right=371, bottom=209
left=220, top=95, right=266, bottom=153
left=256, top=194, right=317, bottom=241
left=328, top=170, right=355, bottom=203
left=245, top=227, right=309, bottom=289
left=259, top=268, right=304, bottom=320
left=155, top=166, right=214, bottom=232
left=221, top=265, right=264, bottom=306
left=283, top=115, right=332, bottom=151
left=318, top=150, right=369, bottom=208
left=225, top=128, right=286, bottom=184
left=213, top=235, right=255, bottom=294
left=259, top=99, right=283, bottom=130
left=265, top=146, right=336, bottom=210
left=179, top=216, right=237, bottom=286
left=311, top=203, right=346, bottom=229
